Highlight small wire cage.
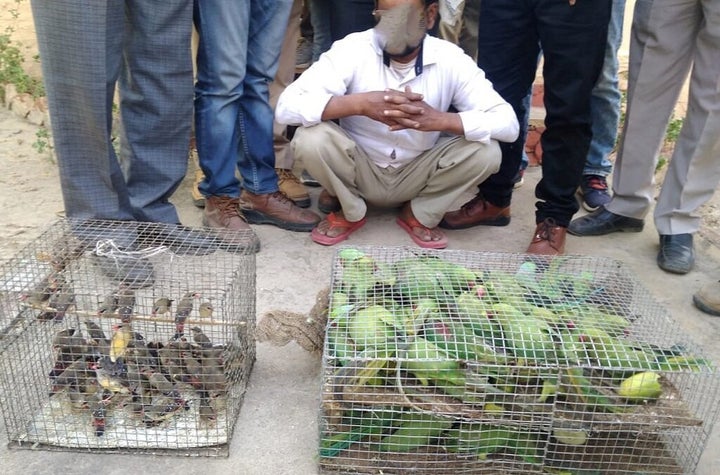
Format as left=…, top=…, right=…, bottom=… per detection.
left=0, top=219, right=258, bottom=456
left=319, top=246, right=720, bottom=474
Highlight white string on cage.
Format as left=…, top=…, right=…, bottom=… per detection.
left=94, top=239, right=170, bottom=260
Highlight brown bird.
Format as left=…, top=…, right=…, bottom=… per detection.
left=20, top=275, right=56, bottom=307
left=151, top=297, right=173, bottom=317
left=198, top=391, right=217, bottom=424
left=37, top=283, right=76, bottom=321
left=190, top=326, right=213, bottom=348
left=96, top=293, right=118, bottom=317
left=142, top=395, right=186, bottom=427
left=174, top=291, right=200, bottom=338
left=198, top=301, right=214, bottom=319
left=84, top=321, right=108, bottom=344
left=115, top=286, right=136, bottom=308
left=52, top=328, right=87, bottom=357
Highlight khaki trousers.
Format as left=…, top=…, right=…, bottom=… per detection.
left=292, top=122, right=501, bottom=226
left=608, top=0, right=720, bottom=235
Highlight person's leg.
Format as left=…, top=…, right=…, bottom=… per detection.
left=438, top=1, right=465, bottom=48
left=476, top=2, right=539, bottom=210
left=654, top=0, right=720, bottom=236
left=234, top=0, right=293, bottom=195
left=30, top=0, right=133, bottom=222
left=292, top=122, right=369, bottom=223
left=193, top=0, right=248, bottom=199
left=579, top=0, right=626, bottom=211
left=328, top=0, right=375, bottom=41
left=120, top=0, right=194, bottom=224
left=606, top=0, right=697, bottom=220
left=459, top=0, right=478, bottom=60
left=406, top=138, right=502, bottom=228
left=309, top=0, right=333, bottom=60
left=534, top=0, right=610, bottom=227
left=269, top=0, right=310, bottom=207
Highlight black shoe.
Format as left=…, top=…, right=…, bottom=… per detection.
left=141, top=223, right=219, bottom=256
left=91, top=254, right=155, bottom=289
left=579, top=175, right=611, bottom=212
left=71, top=219, right=141, bottom=250
left=567, top=206, right=644, bottom=236
left=657, top=233, right=694, bottom=274
left=71, top=220, right=155, bottom=289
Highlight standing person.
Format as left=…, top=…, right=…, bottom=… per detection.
left=438, top=0, right=479, bottom=60
left=568, top=0, right=720, bottom=275
left=277, top=0, right=518, bottom=249
left=270, top=0, right=312, bottom=209
left=577, top=0, right=627, bottom=212
left=193, top=0, right=321, bottom=239
left=30, top=0, right=216, bottom=289
left=440, top=1, right=612, bottom=256
left=327, top=0, right=376, bottom=42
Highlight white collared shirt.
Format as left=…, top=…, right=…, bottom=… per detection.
left=276, top=29, right=519, bottom=169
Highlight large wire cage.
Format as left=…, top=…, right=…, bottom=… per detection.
left=319, top=246, right=720, bottom=474
left=0, top=219, right=258, bottom=456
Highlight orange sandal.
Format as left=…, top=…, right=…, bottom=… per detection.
left=311, top=212, right=367, bottom=246
left=396, top=214, right=448, bottom=249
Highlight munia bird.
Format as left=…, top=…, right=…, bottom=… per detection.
left=173, top=291, right=200, bottom=338
left=151, top=297, right=173, bottom=317
left=109, top=323, right=133, bottom=363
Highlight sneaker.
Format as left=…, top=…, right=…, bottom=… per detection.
left=300, top=169, right=321, bottom=187
left=203, top=196, right=259, bottom=252
left=296, top=37, right=313, bottom=70
left=512, top=168, right=525, bottom=189
left=240, top=190, right=321, bottom=232
left=276, top=168, right=310, bottom=208
left=579, top=175, right=611, bottom=211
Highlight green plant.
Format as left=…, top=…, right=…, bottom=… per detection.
left=32, top=126, right=54, bottom=160
left=664, top=117, right=684, bottom=144
left=0, top=1, right=45, bottom=100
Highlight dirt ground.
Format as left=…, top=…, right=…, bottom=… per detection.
left=1, top=2, right=720, bottom=475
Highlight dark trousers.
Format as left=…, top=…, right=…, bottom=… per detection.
left=477, top=0, right=611, bottom=226
left=328, top=0, right=375, bottom=41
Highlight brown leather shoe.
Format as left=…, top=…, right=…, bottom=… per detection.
left=276, top=168, right=310, bottom=208
left=526, top=219, right=567, bottom=255
left=240, top=190, right=321, bottom=232
left=318, top=189, right=341, bottom=214
left=203, top=196, right=259, bottom=252
left=439, top=195, right=510, bottom=229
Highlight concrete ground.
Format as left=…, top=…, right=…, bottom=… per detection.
left=1, top=106, right=719, bottom=474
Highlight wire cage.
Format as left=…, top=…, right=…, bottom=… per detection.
left=319, top=246, right=720, bottom=474
left=0, top=219, right=258, bottom=456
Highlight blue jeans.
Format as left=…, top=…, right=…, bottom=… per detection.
left=328, top=0, right=375, bottom=41
left=193, top=0, right=292, bottom=197
left=584, top=0, right=626, bottom=177
left=309, top=0, right=333, bottom=61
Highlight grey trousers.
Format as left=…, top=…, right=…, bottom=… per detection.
left=293, top=122, right=501, bottom=227
left=608, top=0, right=720, bottom=235
left=31, top=0, right=194, bottom=223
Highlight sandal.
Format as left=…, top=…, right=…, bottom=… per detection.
left=396, top=214, right=448, bottom=249
left=311, top=212, right=367, bottom=246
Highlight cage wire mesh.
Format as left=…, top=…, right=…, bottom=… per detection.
left=0, top=219, right=258, bottom=456
left=319, top=246, right=720, bottom=474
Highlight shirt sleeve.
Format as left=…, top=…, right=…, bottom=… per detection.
left=451, top=55, right=520, bottom=144
left=275, top=41, right=354, bottom=127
